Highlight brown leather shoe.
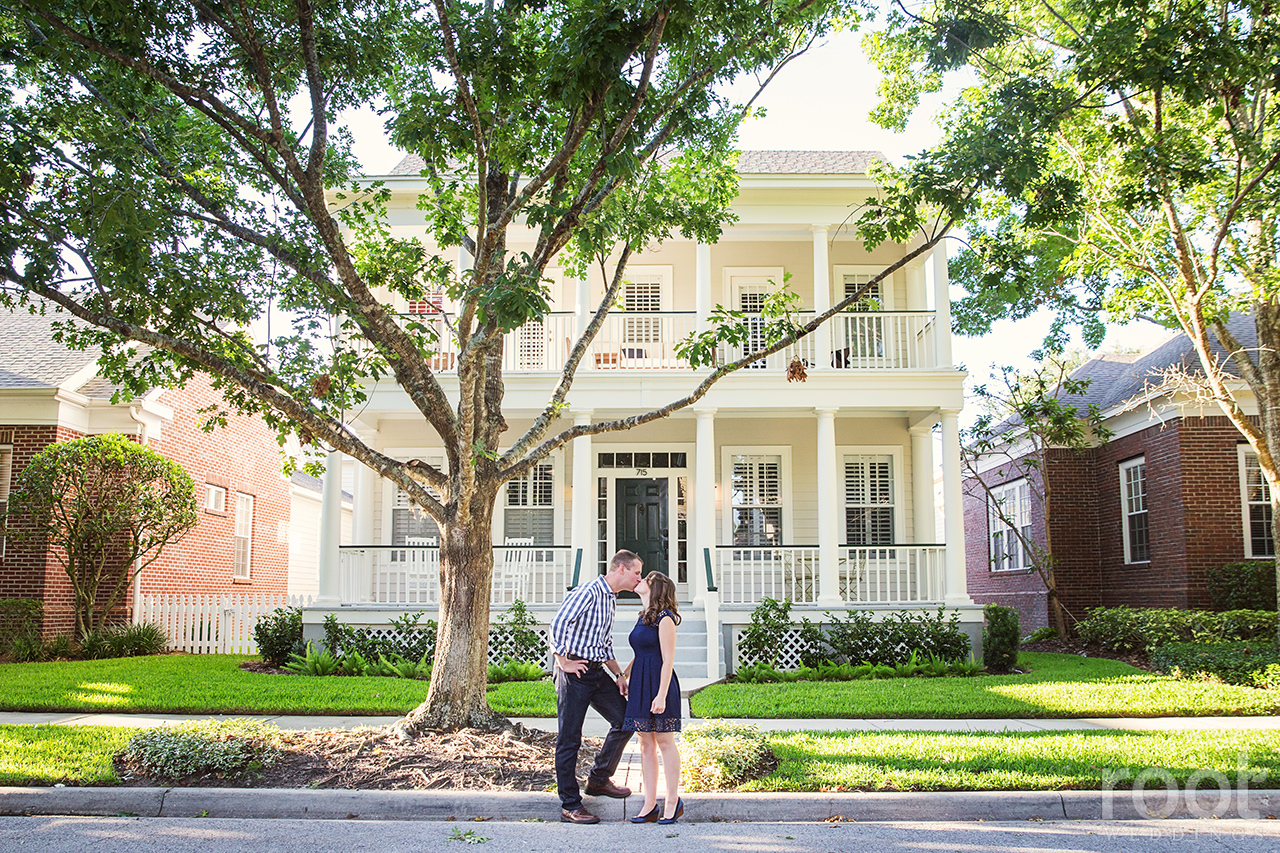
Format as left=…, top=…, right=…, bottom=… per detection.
left=560, top=806, right=601, bottom=824
left=584, top=779, right=632, bottom=798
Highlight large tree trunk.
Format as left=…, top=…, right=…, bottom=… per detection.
left=395, top=496, right=508, bottom=734
left=1255, top=302, right=1280, bottom=641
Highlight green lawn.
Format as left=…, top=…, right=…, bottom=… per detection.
left=0, top=725, right=132, bottom=785
left=690, top=653, right=1280, bottom=719
left=741, top=729, right=1280, bottom=792
left=487, top=680, right=557, bottom=717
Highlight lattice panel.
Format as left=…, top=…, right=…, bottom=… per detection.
left=734, top=627, right=811, bottom=671
left=488, top=627, right=550, bottom=670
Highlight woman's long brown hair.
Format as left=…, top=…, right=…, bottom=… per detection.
left=639, top=572, right=682, bottom=626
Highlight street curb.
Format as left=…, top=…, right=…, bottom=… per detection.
left=4, top=788, right=1279, bottom=823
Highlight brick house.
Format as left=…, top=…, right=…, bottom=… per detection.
left=963, top=314, right=1268, bottom=631
left=0, top=306, right=295, bottom=637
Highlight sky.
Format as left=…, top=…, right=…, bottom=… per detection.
left=340, top=27, right=1175, bottom=411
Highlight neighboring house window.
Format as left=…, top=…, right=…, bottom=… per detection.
left=505, top=461, right=554, bottom=545
left=205, top=484, right=227, bottom=513
left=0, top=446, right=11, bottom=558
left=843, top=454, right=895, bottom=546
left=1120, top=458, right=1150, bottom=563
left=233, top=493, right=254, bottom=580
left=989, top=479, right=1032, bottom=570
left=1239, top=449, right=1275, bottom=558
left=730, top=454, right=782, bottom=546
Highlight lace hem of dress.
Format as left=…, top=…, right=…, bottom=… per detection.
left=622, top=716, right=682, bottom=733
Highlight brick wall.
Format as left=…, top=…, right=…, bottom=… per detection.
left=2, top=375, right=290, bottom=638
left=964, top=415, right=1252, bottom=632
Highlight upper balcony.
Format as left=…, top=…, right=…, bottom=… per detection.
left=408, top=309, right=943, bottom=374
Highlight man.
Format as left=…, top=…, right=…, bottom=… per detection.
left=548, top=549, right=644, bottom=824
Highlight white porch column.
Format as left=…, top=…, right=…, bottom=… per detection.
left=940, top=409, right=972, bottom=606
left=352, top=459, right=376, bottom=546
left=573, top=275, right=591, bottom=337
left=694, top=408, right=717, bottom=606
left=571, top=411, right=593, bottom=583
left=816, top=407, right=841, bottom=606
left=316, top=449, right=344, bottom=606
left=906, top=262, right=926, bottom=311
left=932, top=241, right=953, bottom=368
left=695, top=243, right=712, bottom=334
left=811, top=226, right=831, bottom=371
left=909, top=419, right=936, bottom=542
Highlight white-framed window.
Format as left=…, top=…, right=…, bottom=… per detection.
left=391, top=455, right=443, bottom=546
left=205, top=484, right=227, bottom=513
left=504, top=461, right=555, bottom=545
left=725, top=451, right=786, bottom=546
left=233, top=492, right=254, bottom=580
left=0, top=446, right=12, bottom=558
left=1238, top=447, right=1275, bottom=559
left=989, top=479, right=1033, bottom=570
left=843, top=454, right=895, bottom=546
left=1120, top=457, right=1150, bottom=564
left=834, top=265, right=895, bottom=310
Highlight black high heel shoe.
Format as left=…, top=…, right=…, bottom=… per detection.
left=657, top=798, right=683, bottom=824
left=629, top=803, right=660, bottom=823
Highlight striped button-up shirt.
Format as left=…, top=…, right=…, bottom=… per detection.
left=548, top=575, right=617, bottom=662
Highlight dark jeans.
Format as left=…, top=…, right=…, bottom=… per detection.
left=554, top=666, right=632, bottom=810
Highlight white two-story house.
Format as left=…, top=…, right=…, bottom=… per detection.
left=309, top=150, right=977, bottom=679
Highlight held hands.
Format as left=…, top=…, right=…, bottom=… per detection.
left=616, top=673, right=629, bottom=698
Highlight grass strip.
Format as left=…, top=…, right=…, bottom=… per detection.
left=690, top=653, right=1280, bottom=719
left=486, top=680, right=556, bottom=717
left=742, top=730, right=1280, bottom=792
left=0, top=725, right=132, bottom=785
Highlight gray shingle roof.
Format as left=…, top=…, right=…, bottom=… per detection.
left=387, top=150, right=881, bottom=177
left=0, top=305, right=100, bottom=391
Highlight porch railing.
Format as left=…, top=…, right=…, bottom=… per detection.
left=400, top=310, right=938, bottom=372
left=713, top=544, right=946, bottom=606
left=338, top=545, right=577, bottom=607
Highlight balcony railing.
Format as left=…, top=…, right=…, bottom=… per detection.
left=401, top=309, right=939, bottom=372
left=713, top=544, right=946, bottom=606
left=338, top=545, right=576, bottom=607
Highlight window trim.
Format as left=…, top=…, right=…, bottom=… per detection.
left=720, top=445, right=793, bottom=546
left=205, top=483, right=227, bottom=514
left=1238, top=445, right=1275, bottom=559
left=1119, top=457, right=1150, bottom=565
left=837, top=445, right=906, bottom=547
left=500, top=457, right=559, bottom=546
left=0, top=445, right=12, bottom=559
left=721, top=266, right=785, bottom=309
left=833, top=264, right=896, bottom=310
left=987, top=477, right=1033, bottom=572
left=618, top=265, right=674, bottom=311
left=233, top=492, right=254, bottom=581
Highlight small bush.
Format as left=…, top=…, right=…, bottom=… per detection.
left=825, top=607, right=970, bottom=666
left=1023, top=626, right=1059, bottom=644
left=123, top=720, right=283, bottom=781
left=983, top=604, right=1020, bottom=673
left=323, top=611, right=436, bottom=664
left=490, top=600, right=545, bottom=667
left=44, top=634, right=76, bottom=660
left=1206, top=561, right=1277, bottom=612
left=1075, top=607, right=1280, bottom=654
left=254, top=606, right=304, bottom=667
left=681, top=722, right=777, bottom=790
left=283, top=641, right=341, bottom=676
left=738, top=598, right=794, bottom=667
left=115, top=623, right=168, bottom=657
left=8, top=632, right=46, bottom=663
left=1151, top=641, right=1280, bottom=689
left=0, top=598, right=43, bottom=656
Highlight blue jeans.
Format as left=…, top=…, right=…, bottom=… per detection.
left=554, top=666, right=632, bottom=810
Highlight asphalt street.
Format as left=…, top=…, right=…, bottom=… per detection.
left=3, top=816, right=1280, bottom=853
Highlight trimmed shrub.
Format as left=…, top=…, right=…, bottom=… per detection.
left=983, top=604, right=1020, bottom=673
left=824, top=607, right=970, bottom=666
left=253, top=606, right=304, bottom=667
left=1075, top=607, right=1279, bottom=654
left=1151, top=641, right=1280, bottom=689
left=1206, top=561, right=1277, bottom=612
left=681, top=722, right=777, bottom=790
left=123, top=720, right=283, bottom=781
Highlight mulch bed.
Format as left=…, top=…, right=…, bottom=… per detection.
left=115, top=723, right=600, bottom=791
left=1020, top=639, right=1152, bottom=671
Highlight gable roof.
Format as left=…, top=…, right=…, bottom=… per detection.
left=0, top=306, right=101, bottom=391
left=387, top=149, right=882, bottom=178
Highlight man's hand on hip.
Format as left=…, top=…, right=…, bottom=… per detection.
left=555, top=654, right=588, bottom=676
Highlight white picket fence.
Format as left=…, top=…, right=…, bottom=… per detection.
left=133, top=593, right=313, bottom=655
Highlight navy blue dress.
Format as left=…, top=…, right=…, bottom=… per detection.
left=622, top=610, right=681, bottom=732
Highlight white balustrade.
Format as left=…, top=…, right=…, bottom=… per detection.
left=840, top=545, right=945, bottom=604
left=714, top=546, right=821, bottom=605
left=339, top=545, right=574, bottom=607
left=831, top=312, right=937, bottom=369
left=716, top=314, right=817, bottom=372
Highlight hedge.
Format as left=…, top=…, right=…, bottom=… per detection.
left=1206, top=561, right=1277, bottom=612
left=1151, top=641, right=1280, bottom=689
left=1074, top=607, right=1278, bottom=654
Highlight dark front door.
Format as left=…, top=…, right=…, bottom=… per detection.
left=616, top=479, right=668, bottom=592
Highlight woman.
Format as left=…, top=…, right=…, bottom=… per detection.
left=622, top=571, right=683, bottom=824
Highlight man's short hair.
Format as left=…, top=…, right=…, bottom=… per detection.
left=609, top=550, right=642, bottom=573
